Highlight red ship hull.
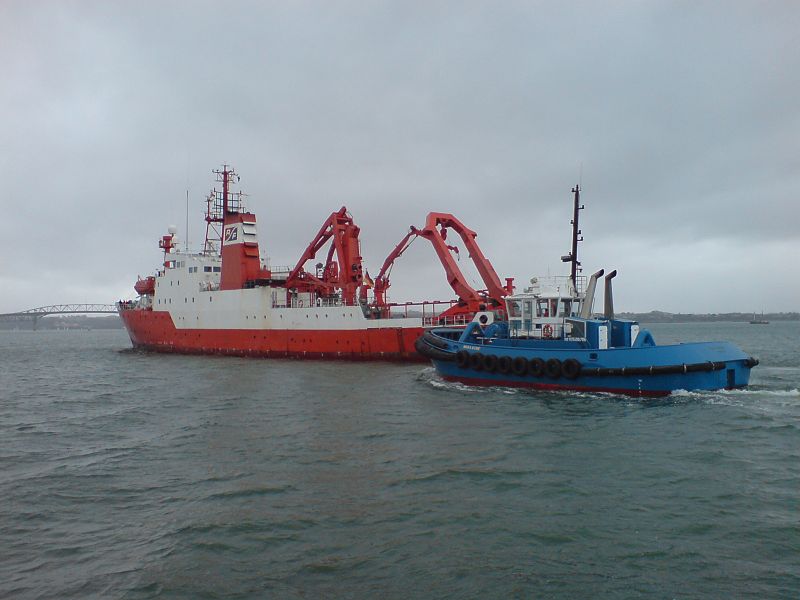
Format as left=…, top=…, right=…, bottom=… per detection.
left=120, top=309, right=427, bottom=361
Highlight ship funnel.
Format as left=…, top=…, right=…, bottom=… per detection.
left=579, top=269, right=604, bottom=318
left=604, top=270, right=617, bottom=319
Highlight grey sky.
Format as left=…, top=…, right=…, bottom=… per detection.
left=2, top=1, right=798, bottom=313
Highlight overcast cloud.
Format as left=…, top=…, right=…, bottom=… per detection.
left=1, top=1, right=798, bottom=314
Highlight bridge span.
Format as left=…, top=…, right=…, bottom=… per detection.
left=0, top=304, right=119, bottom=329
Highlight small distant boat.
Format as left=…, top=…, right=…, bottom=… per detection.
left=749, top=312, right=769, bottom=325
left=416, top=185, right=759, bottom=397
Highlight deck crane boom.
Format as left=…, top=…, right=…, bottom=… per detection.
left=284, top=207, right=364, bottom=306
left=373, top=212, right=513, bottom=317
left=373, top=228, right=419, bottom=311
left=417, top=212, right=511, bottom=305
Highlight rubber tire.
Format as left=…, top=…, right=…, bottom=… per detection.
left=545, top=358, right=562, bottom=379
left=529, top=358, right=545, bottom=377
left=497, top=356, right=513, bottom=375
left=561, top=358, right=582, bottom=379
left=512, top=357, right=528, bottom=376
left=469, top=353, right=483, bottom=371
left=456, top=350, right=470, bottom=369
left=482, top=354, right=498, bottom=373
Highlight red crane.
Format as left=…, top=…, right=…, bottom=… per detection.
left=284, top=207, right=365, bottom=306
left=373, top=212, right=513, bottom=318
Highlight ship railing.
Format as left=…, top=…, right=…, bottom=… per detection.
left=524, top=275, right=588, bottom=296
left=380, top=300, right=462, bottom=323
left=269, top=266, right=292, bottom=281
left=509, top=319, right=589, bottom=340
left=281, top=296, right=350, bottom=309
left=423, top=314, right=471, bottom=327
left=510, top=327, right=562, bottom=339
left=289, top=297, right=345, bottom=308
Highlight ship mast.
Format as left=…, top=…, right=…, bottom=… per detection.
left=561, top=184, right=584, bottom=292
left=202, top=164, right=243, bottom=254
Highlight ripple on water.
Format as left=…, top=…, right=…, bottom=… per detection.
left=1, top=327, right=799, bottom=599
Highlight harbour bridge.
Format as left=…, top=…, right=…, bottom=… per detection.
left=0, top=304, right=118, bottom=329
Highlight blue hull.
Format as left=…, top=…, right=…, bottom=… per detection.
left=417, top=330, right=758, bottom=397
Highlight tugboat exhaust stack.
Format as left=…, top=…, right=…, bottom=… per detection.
left=579, top=269, right=604, bottom=319
left=604, top=270, right=617, bottom=320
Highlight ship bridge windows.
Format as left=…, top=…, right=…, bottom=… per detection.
left=507, top=300, right=522, bottom=318
left=523, top=300, right=533, bottom=331
left=204, top=266, right=212, bottom=273
left=533, top=298, right=576, bottom=317
left=536, top=299, right=556, bottom=317
left=213, top=266, right=221, bottom=272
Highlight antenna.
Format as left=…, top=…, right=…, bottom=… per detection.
left=185, top=189, right=189, bottom=252
left=560, top=184, right=585, bottom=291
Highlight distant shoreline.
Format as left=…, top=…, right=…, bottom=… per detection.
left=0, top=315, right=124, bottom=331
left=1, top=311, right=798, bottom=331
left=618, top=311, right=799, bottom=324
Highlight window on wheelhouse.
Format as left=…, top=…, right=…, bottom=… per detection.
left=507, top=300, right=523, bottom=334
left=523, top=300, right=533, bottom=331
left=536, top=299, right=556, bottom=317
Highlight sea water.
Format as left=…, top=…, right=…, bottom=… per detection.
left=1, top=323, right=798, bottom=598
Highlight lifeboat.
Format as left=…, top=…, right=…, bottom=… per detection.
left=134, top=276, right=156, bottom=296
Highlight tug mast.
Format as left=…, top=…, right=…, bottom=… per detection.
left=561, top=185, right=584, bottom=292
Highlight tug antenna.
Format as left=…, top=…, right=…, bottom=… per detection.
left=560, top=184, right=584, bottom=291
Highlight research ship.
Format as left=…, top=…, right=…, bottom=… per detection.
left=118, top=166, right=513, bottom=359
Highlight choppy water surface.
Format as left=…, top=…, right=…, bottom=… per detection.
left=1, top=323, right=798, bottom=599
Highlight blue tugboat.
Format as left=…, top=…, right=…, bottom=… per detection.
left=416, top=186, right=759, bottom=397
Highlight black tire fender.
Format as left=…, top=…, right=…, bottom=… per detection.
left=482, top=354, right=499, bottom=373
left=545, top=358, right=562, bottom=379
left=497, top=355, right=513, bottom=374
left=469, top=352, right=483, bottom=371
left=456, top=350, right=470, bottom=369
left=561, top=358, right=582, bottom=379
left=529, top=357, right=545, bottom=377
left=512, top=356, right=528, bottom=376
